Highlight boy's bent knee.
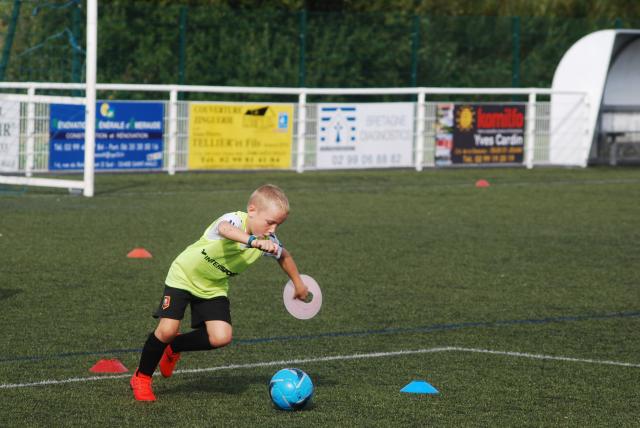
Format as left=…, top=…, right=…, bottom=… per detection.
left=208, top=332, right=232, bottom=348
left=155, top=329, right=178, bottom=344
left=155, top=319, right=181, bottom=343
left=205, top=320, right=232, bottom=348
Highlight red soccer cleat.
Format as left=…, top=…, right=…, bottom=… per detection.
left=130, top=369, right=156, bottom=402
left=159, top=345, right=181, bottom=378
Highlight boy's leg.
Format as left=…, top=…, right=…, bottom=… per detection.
left=139, top=318, right=180, bottom=375
left=131, top=318, right=180, bottom=402
left=158, top=322, right=232, bottom=378
left=170, top=323, right=232, bottom=352
left=203, top=320, right=233, bottom=348
left=131, top=286, right=189, bottom=401
left=139, top=286, right=190, bottom=375
left=159, top=326, right=213, bottom=378
left=174, top=295, right=232, bottom=350
left=159, top=297, right=232, bottom=378
left=169, top=328, right=212, bottom=352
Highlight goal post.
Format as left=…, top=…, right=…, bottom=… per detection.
left=84, top=0, right=97, bottom=197
left=0, top=0, right=97, bottom=196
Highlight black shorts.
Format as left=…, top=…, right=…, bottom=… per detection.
left=153, top=285, right=231, bottom=329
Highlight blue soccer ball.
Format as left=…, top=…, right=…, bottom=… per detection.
left=269, top=368, right=314, bottom=411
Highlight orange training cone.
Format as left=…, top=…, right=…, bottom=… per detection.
left=475, top=179, right=490, bottom=188
left=89, top=359, right=129, bottom=373
left=127, top=248, right=153, bottom=259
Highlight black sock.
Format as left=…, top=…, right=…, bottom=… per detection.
left=137, top=333, right=168, bottom=376
left=170, top=328, right=214, bottom=353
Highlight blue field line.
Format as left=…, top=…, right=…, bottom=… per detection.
left=235, top=310, right=640, bottom=344
left=1, top=310, right=639, bottom=364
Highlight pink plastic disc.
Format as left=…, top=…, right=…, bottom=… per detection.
left=283, top=274, right=322, bottom=320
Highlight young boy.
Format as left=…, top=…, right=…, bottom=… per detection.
left=130, top=184, right=309, bottom=401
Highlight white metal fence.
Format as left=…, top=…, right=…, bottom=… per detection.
left=0, top=82, right=590, bottom=195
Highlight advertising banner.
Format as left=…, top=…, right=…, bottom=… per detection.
left=435, top=104, right=525, bottom=166
left=434, top=103, right=455, bottom=167
left=188, top=103, right=293, bottom=170
left=0, top=100, right=20, bottom=172
left=316, top=103, right=414, bottom=169
left=49, top=102, right=164, bottom=171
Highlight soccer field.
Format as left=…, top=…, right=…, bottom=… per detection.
left=1, top=167, right=639, bottom=426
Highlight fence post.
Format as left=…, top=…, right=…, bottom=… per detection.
left=298, top=9, right=307, bottom=87
left=178, top=6, right=187, bottom=90
left=410, top=15, right=420, bottom=87
left=525, top=91, right=536, bottom=169
left=168, top=88, right=178, bottom=175
left=0, top=0, right=21, bottom=81
left=71, top=1, right=82, bottom=92
left=25, top=86, right=35, bottom=177
left=296, top=91, right=306, bottom=173
left=511, top=16, right=521, bottom=88
left=415, top=90, right=426, bottom=171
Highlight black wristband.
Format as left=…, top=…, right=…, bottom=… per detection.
left=247, top=235, right=257, bottom=248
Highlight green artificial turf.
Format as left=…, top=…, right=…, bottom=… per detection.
left=1, top=167, right=639, bottom=426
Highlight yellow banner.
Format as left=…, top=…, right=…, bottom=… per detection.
left=188, top=103, right=293, bottom=169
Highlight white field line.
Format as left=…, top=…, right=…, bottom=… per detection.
left=447, top=347, right=640, bottom=368
left=1, top=346, right=638, bottom=390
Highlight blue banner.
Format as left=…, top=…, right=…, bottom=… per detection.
left=49, top=102, right=164, bottom=170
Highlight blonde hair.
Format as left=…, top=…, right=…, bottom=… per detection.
left=248, top=184, right=289, bottom=214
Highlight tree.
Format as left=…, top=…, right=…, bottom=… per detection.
left=1, top=0, right=638, bottom=88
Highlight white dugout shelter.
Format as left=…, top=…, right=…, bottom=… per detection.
left=551, top=29, right=640, bottom=165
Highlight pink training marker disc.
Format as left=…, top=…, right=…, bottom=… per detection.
left=283, top=274, right=322, bottom=320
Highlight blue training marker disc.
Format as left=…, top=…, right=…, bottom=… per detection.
left=400, top=380, right=439, bottom=394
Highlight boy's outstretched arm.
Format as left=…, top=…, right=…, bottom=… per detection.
left=217, top=220, right=279, bottom=255
left=278, top=248, right=309, bottom=301
left=218, top=221, right=308, bottom=301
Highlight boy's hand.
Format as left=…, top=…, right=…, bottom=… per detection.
left=294, top=284, right=309, bottom=301
left=253, top=239, right=280, bottom=255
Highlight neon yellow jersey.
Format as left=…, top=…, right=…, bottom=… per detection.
left=165, top=211, right=265, bottom=299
